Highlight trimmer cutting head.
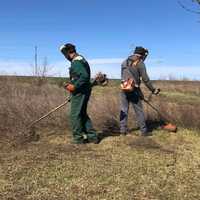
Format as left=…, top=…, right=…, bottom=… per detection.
left=94, top=72, right=108, bottom=86
left=28, top=127, right=40, bottom=142
left=162, top=123, right=177, bottom=133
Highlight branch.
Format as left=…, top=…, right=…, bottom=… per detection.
left=178, top=0, right=200, bottom=14
left=192, top=0, right=200, bottom=5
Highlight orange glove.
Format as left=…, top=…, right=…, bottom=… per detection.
left=66, top=84, right=75, bottom=93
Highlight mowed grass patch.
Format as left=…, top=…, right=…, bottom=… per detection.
left=1, top=129, right=200, bottom=200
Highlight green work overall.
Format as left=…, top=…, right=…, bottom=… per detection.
left=69, top=56, right=97, bottom=144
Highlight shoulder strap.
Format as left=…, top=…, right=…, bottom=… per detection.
left=126, top=57, right=140, bottom=76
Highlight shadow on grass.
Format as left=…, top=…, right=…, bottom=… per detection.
left=98, top=119, right=166, bottom=141
left=146, top=119, right=166, bottom=132
left=129, top=137, right=176, bottom=154
left=98, top=118, right=121, bottom=140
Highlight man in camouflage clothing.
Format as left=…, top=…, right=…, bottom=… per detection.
left=120, top=46, right=160, bottom=136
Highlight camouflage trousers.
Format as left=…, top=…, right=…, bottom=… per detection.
left=120, top=89, right=147, bottom=134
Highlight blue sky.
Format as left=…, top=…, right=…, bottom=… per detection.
left=0, top=0, right=200, bottom=79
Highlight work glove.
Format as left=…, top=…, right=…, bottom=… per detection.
left=65, top=83, right=76, bottom=93
left=152, top=88, right=160, bottom=95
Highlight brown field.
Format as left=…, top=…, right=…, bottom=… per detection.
left=0, top=76, right=200, bottom=200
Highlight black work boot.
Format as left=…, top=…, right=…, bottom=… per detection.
left=120, top=132, right=127, bottom=136
left=89, top=136, right=101, bottom=144
left=71, top=139, right=88, bottom=145
left=72, top=134, right=88, bottom=144
left=141, top=131, right=153, bottom=137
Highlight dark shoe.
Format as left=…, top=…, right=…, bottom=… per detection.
left=72, top=139, right=88, bottom=144
left=141, top=132, right=153, bottom=137
left=121, top=132, right=127, bottom=136
left=89, top=136, right=101, bottom=144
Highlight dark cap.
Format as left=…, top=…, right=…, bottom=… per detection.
left=134, top=46, right=149, bottom=57
left=60, top=43, right=76, bottom=55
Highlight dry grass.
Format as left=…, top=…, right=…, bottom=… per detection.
left=1, top=129, right=200, bottom=200
left=0, top=77, right=200, bottom=139
left=0, top=77, right=200, bottom=199
left=0, top=77, right=69, bottom=140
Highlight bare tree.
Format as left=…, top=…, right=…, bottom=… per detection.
left=39, top=57, right=48, bottom=78
left=178, top=0, right=200, bottom=14
left=31, top=56, right=53, bottom=86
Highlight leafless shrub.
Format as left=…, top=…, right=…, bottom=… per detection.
left=145, top=98, right=200, bottom=129
left=31, top=57, right=54, bottom=86
left=146, top=81, right=200, bottom=95
left=0, top=77, right=68, bottom=139
left=0, top=77, right=200, bottom=141
left=89, top=94, right=120, bottom=133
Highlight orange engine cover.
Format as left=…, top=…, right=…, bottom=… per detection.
left=121, top=79, right=135, bottom=92
left=162, top=123, right=177, bottom=132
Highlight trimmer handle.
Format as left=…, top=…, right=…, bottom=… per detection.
left=153, top=88, right=161, bottom=95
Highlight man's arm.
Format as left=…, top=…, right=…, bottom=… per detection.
left=139, top=63, right=155, bottom=92
left=70, top=60, right=90, bottom=90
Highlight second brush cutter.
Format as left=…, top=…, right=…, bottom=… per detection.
left=143, top=91, right=177, bottom=132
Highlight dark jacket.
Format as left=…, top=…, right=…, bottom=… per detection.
left=69, top=55, right=91, bottom=94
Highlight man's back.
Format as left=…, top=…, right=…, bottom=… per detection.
left=121, top=56, right=154, bottom=92
left=70, top=55, right=91, bottom=93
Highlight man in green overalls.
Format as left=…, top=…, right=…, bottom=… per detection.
left=60, top=43, right=99, bottom=144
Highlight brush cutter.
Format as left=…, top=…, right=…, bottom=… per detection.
left=24, top=96, right=71, bottom=142
left=28, top=96, right=71, bottom=129
left=143, top=90, right=177, bottom=133
left=25, top=73, right=108, bottom=141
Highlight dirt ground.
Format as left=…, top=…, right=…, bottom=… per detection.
left=1, top=128, right=200, bottom=200
left=1, top=78, right=200, bottom=199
